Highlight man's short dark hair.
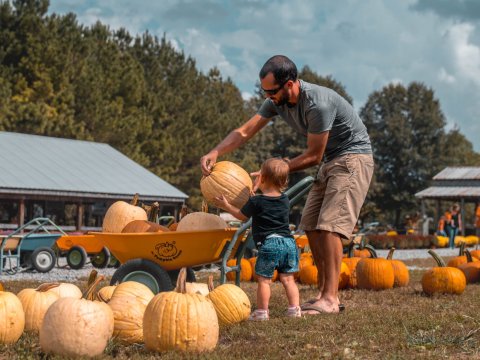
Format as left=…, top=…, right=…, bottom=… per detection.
left=259, top=55, right=297, bottom=85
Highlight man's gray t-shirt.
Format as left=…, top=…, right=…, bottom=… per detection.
left=257, top=80, right=372, bottom=162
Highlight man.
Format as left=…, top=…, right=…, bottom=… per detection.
left=200, top=55, right=374, bottom=314
left=475, top=202, right=480, bottom=238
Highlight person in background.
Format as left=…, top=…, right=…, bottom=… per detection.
left=436, top=215, right=447, bottom=237
left=448, top=204, right=462, bottom=249
left=215, top=158, right=301, bottom=321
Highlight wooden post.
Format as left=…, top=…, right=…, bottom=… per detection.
left=18, top=199, right=25, bottom=229
left=461, top=198, right=465, bottom=236
left=76, top=203, right=84, bottom=231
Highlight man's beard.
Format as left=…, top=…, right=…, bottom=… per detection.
left=274, top=91, right=290, bottom=106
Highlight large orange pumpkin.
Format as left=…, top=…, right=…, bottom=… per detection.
left=356, top=251, right=395, bottom=291
left=447, top=242, right=478, bottom=268
left=226, top=258, right=253, bottom=282
left=143, top=269, right=218, bottom=353
left=102, top=198, right=147, bottom=233
left=458, top=250, right=480, bottom=284
left=0, top=290, right=25, bottom=344
left=422, top=250, right=466, bottom=295
left=200, top=161, right=253, bottom=210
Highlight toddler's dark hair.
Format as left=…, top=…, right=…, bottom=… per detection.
left=260, top=158, right=289, bottom=191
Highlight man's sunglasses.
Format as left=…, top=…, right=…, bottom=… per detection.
left=261, top=79, right=289, bottom=95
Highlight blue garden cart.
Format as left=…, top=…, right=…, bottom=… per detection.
left=0, top=217, right=66, bottom=274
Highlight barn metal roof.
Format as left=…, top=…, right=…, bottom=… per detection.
left=0, top=132, right=188, bottom=201
left=415, top=187, right=480, bottom=199
left=433, top=167, right=480, bottom=180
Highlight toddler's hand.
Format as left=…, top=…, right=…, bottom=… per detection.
left=250, top=170, right=261, bottom=193
left=214, top=194, right=230, bottom=208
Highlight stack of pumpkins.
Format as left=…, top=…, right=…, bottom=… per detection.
left=0, top=268, right=252, bottom=356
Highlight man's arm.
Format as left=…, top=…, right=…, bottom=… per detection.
left=287, top=131, right=329, bottom=172
left=200, top=114, right=271, bottom=175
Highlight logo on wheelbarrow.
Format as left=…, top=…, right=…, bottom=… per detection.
left=152, top=241, right=182, bottom=261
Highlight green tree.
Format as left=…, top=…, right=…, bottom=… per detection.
left=359, top=82, right=479, bottom=227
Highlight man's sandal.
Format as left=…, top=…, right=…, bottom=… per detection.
left=300, top=299, right=345, bottom=312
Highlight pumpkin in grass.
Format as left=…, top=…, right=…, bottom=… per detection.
left=108, top=295, right=147, bottom=344
left=299, top=264, right=318, bottom=285
left=121, top=220, right=170, bottom=233
left=110, top=281, right=154, bottom=306
left=107, top=282, right=154, bottom=344
left=200, top=161, right=253, bottom=210
left=226, top=258, right=253, bottom=282
left=458, top=250, right=480, bottom=284
left=47, top=283, right=82, bottom=299
left=17, top=283, right=60, bottom=333
left=356, top=250, right=394, bottom=290
left=447, top=242, right=477, bottom=268
left=0, top=290, right=25, bottom=344
left=40, top=275, right=114, bottom=357
left=143, top=268, right=219, bottom=353
left=386, top=247, right=410, bottom=287
left=422, top=250, right=466, bottom=295
left=207, top=276, right=250, bottom=326
left=102, top=196, right=147, bottom=233
left=343, top=243, right=376, bottom=288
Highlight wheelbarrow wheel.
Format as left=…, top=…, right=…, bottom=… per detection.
left=108, top=255, right=121, bottom=268
left=67, top=246, right=88, bottom=270
left=31, top=247, right=56, bottom=273
left=110, top=259, right=173, bottom=294
left=90, top=247, right=111, bottom=269
left=168, top=268, right=196, bottom=285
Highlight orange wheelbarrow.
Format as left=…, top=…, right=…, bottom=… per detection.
left=91, top=176, right=315, bottom=294
left=56, top=234, right=119, bottom=270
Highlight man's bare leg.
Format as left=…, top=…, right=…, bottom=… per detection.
left=303, top=230, right=342, bottom=314
left=306, top=230, right=323, bottom=300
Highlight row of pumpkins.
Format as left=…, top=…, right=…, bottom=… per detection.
left=436, top=235, right=479, bottom=247
left=0, top=269, right=251, bottom=357
left=231, top=242, right=480, bottom=295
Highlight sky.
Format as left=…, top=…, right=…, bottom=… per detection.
left=48, top=0, right=480, bottom=151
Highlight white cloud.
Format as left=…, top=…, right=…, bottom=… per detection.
left=438, top=68, right=455, bottom=84
left=448, top=23, right=480, bottom=85
left=47, top=0, right=480, bottom=151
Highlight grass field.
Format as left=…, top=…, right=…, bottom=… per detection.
left=1, top=256, right=480, bottom=359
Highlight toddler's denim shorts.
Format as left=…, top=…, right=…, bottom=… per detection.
left=255, top=236, right=299, bottom=279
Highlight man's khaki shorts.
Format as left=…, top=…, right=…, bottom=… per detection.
left=299, top=153, right=374, bottom=239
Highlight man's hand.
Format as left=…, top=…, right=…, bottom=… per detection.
left=200, top=151, right=218, bottom=176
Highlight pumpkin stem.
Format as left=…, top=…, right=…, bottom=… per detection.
left=428, top=249, right=446, bottom=267
left=35, top=283, right=61, bottom=292
left=176, top=268, right=187, bottom=294
left=387, top=247, right=396, bottom=260
left=131, top=193, right=139, bottom=206
left=83, top=275, right=105, bottom=300
left=207, top=275, right=215, bottom=292
left=465, top=249, right=473, bottom=263
left=459, top=241, right=465, bottom=256
left=201, top=200, right=209, bottom=213
left=365, top=244, right=377, bottom=258
left=87, top=269, right=98, bottom=288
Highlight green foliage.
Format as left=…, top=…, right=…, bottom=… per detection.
left=360, top=82, right=480, bottom=226
left=0, top=0, right=248, bottom=210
